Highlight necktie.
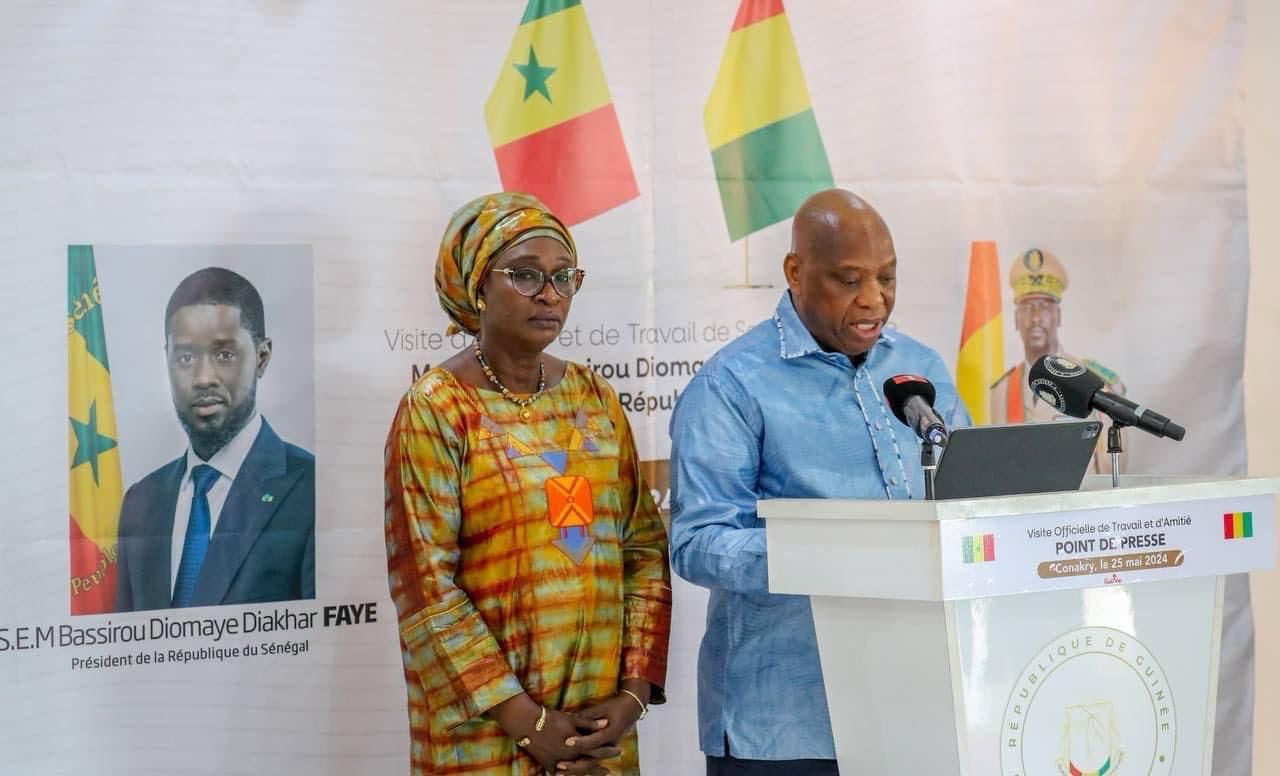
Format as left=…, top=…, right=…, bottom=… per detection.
left=172, top=464, right=219, bottom=607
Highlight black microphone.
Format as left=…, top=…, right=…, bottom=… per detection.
left=883, top=375, right=949, bottom=446
left=1027, top=355, right=1186, bottom=441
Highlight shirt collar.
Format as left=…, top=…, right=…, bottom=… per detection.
left=772, top=291, right=896, bottom=360
left=184, top=413, right=263, bottom=484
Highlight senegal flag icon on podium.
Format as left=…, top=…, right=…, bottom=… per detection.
left=485, top=0, right=639, bottom=226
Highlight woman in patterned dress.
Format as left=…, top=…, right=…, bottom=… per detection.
left=385, top=192, right=671, bottom=775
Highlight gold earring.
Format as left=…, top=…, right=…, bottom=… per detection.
left=477, top=298, right=487, bottom=312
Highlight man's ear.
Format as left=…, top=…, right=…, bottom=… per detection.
left=783, top=252, right=802, bottom=292
left=255, top=337, right=273, bottom=378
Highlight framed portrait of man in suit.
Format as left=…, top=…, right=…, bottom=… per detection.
left=69, top=245, right=315, bottom=614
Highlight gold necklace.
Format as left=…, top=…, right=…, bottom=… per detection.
left=474, top=346, right=546, bottom=421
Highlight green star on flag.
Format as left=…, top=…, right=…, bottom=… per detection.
left=484, top=0, right=639, bottom=225
left=514, top=46, right=556, bottom=102
left=70, top=400, right=117, bottom=485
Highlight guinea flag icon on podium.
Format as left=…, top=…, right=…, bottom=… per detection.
left=1223, top=511, right=1253, bottom=539
left=485, top=0, right=639, bottom=225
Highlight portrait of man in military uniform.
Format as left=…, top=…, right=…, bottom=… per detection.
left=989, top=248, right=1126, bottom=473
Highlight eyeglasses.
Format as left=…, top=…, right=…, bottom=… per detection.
left=492, top=267, right=586, bottom=298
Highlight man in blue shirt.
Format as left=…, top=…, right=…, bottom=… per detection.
left=669, top=189, right=969, bottom=774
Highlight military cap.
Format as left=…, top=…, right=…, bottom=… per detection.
left=1010, top=248, right=1068, bottom=302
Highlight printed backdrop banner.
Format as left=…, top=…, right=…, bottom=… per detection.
left=0, top=2, right=1250, bottom=774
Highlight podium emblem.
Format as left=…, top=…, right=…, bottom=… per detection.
left=1000, top=626, right=1175, bottom=776
left=1056, top=702, right=1119, bottom=775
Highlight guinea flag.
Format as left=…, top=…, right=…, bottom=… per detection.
left=1223, top=511, right=1253, bottom=540
left=67, top=245, right=123, bottom=614
left=484, top=0, right=639, bottom=226
left=704, top=0, right=834, bottom=241
left=956, top=241, right=1005, bottom=425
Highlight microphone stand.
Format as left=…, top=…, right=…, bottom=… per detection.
left=922, top=443, right=937, bottom=500
left=1107, top=421, right=1127, bottom=488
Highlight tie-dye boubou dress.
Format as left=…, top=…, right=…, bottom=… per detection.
left=385, top=363, right=672, bottom=775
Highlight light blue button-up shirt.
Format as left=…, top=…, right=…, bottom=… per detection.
left=668, top=292, right=969, bottom=760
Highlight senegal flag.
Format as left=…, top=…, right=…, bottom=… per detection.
left=484, top=0, right=638, bottom=226
left=956, top=241, right=1004, bottom=425
left=705, top=0, right=833, bottom=241
left=67, top=246, right=122, bottom=614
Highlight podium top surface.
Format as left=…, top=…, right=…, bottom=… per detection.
left=758, top=475, right=1280, bottom=523
left=761, top=475, right=1278, bottom=600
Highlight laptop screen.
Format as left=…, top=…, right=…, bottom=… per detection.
left=931, top=420, right=1103, bottom=500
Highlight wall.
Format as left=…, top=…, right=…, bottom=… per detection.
left=1244, top=0, right=1280, bottom=772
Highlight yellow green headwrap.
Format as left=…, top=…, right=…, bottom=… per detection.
left=435, top=192, right=577, bottom=335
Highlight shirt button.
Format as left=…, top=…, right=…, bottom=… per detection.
left=874, top=421, right=882, bottom=430
left=889, top=476, right=898, bottom=486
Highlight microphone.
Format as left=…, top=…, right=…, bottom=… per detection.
left=1027, top=355, right=1186, bottom=441
left=883, top=375, right=949, bottom=446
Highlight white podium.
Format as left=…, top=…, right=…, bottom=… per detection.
left=759, top=476, right=1278, bottom=776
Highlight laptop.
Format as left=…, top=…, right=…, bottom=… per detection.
left=931, top=420, right=1103, bottom=500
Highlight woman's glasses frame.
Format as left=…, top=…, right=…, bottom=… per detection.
left=492, top=267, right=586, bottom=298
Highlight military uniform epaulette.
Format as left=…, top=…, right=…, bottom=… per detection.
left=990, top=364, right=1019, bottom=390
left=1082, top=358, right=1119, bottom=385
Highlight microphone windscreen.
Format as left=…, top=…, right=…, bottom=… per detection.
left=882, top=374, right=937, bottom=426
left=1027, top=355, right=1103, bottom=418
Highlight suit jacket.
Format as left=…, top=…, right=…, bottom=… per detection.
left=115, top=419, right=315, bottom=612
